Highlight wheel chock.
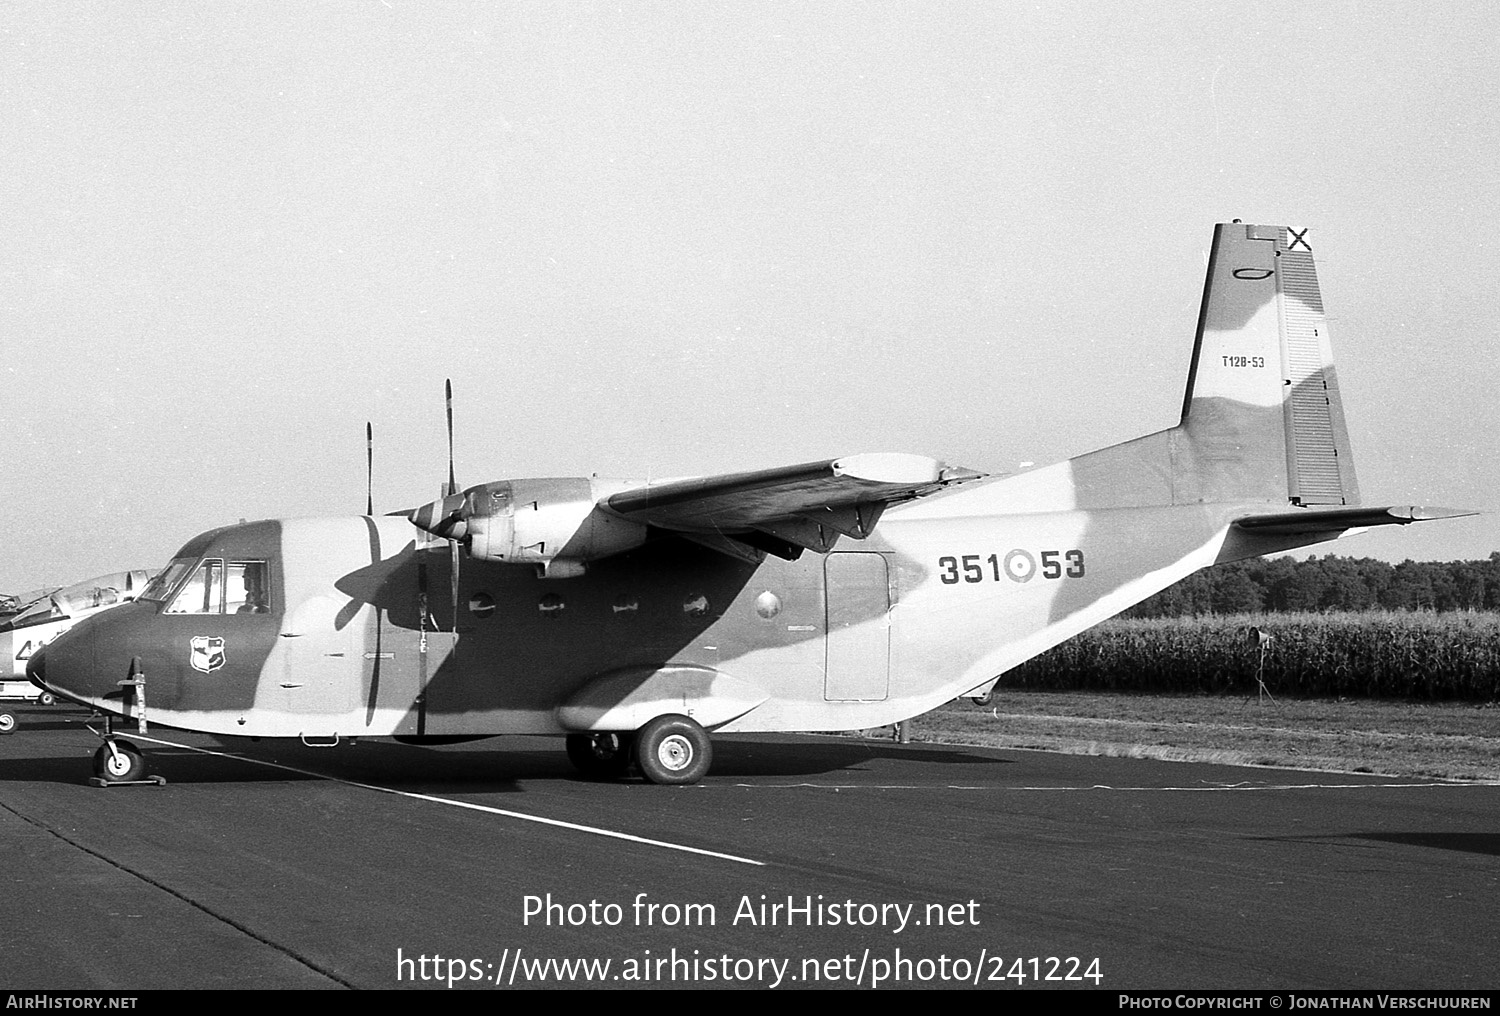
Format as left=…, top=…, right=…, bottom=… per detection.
left=86, top=775, right=167, bottom=789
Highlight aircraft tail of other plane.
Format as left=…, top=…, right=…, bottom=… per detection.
left=1063, top=221, right=1359, bottom=511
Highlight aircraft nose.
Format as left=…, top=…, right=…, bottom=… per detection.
left=30, top=622, right=95, bottom=700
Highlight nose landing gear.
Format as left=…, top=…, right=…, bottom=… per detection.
left=86, top=663, right=166, bottom=787
left=93, top=738, right=149, bottom=783
left=86, top=727, right=165, bottom=787
left=86, top=721, right=165, bottom=787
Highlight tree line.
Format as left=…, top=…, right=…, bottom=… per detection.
left=1125, top=553, right=1500, bottom=617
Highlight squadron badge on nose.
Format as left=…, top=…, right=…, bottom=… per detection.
left=189, top=636, right=226, bottom=673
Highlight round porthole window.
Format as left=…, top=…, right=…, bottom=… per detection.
left=754, top=590, right=782, bottom=619
left=469, top=592, right=496, bottom=618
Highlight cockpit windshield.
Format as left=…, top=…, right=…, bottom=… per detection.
left=138, top=558, right=197, bottom=603
left=6, top=598, right=62, bottom=630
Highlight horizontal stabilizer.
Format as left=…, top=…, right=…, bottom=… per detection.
left=1232, top=505, right=1477, bottom=536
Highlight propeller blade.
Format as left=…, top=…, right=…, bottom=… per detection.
left=445, top=378, right=456, bottom=497
left=366, top=422, right=374, bottom=516
left=443, top=380, right=461, bottom=639
left=450, top=539, right=461, bottom=635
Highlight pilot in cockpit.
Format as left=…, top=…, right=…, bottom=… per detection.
left=234, top=565, right=269, bottom=614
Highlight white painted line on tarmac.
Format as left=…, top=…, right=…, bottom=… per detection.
left=723, top=780, right=1493, bottom=791
left=136, top=735, right=765, bottom=867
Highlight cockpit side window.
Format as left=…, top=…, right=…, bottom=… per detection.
left=164, top=559, right=224, bottom=615
left=162, top=559, right=271, bottom=615
left=139, top=559, right=196, bottom=603
left=226, top=561, right=270, bottom=614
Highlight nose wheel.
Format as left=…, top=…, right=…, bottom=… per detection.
left=85, top=717, right=166, bottom=788
left=92, top=739, right=147, bottom=782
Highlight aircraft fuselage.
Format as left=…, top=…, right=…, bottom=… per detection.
left=32, top=497, right=1291, bottom=741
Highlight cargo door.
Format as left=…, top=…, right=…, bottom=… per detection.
left=823, top=552, right=890, bottom=701
left=279, top=594, right=361, bottom=725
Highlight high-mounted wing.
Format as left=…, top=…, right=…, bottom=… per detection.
left=605, top=453, right=981, bottom=557
left=406, top=452, right=984, bottom=574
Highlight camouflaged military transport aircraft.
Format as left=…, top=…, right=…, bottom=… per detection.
left=29, top=223, right=1470, bottom=785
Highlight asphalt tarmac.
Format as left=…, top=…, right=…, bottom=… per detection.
left=0, top=703, right=1496, bottom=991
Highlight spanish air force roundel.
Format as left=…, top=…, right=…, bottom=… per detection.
left=189, top=636, right=226, bottom=674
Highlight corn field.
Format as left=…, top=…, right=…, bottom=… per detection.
left=1000, top=612, right=1500, bottom=700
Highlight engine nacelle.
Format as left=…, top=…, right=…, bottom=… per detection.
left=463, top=478, right=647, bottom=572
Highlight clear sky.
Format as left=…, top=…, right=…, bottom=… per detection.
left=2, top=2, right=1497, bottom=592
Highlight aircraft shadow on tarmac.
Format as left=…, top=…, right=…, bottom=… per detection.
left=220, top=735, right=1010, bottom=787
left=1351, top=831, right=1500, bottom=857
left=1251, top=831, right=1500, bottom=858
left=0, top=750, right=324, bottom=787
left=706, top=736, right=1014, bottom=777
left=0, top=727, right=1008, bottom=791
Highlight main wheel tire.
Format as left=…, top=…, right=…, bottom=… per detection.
left=565, top=732, right=633, bottom=780
left=92, top=739, right=146, bottom=783
left=633, top=714, right=712, bottom=786
left=0, top=713, right=14, bottom=735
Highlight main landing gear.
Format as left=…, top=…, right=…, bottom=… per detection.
left=566, top=731, right=634, bottom=780
left=565, top=713, right=714, bottom=786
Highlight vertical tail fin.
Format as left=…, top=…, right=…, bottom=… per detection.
left=1065, top=222, right=1359, bottom=509
left=1178, top=221, right=1358, bottom=505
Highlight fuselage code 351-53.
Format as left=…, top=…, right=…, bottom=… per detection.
left=937, top=550, right=1085, bottom=585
